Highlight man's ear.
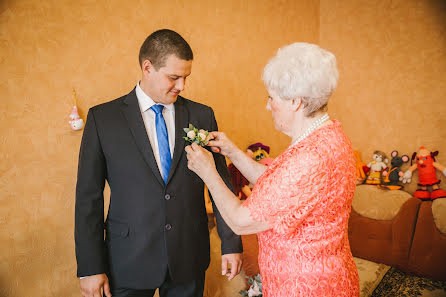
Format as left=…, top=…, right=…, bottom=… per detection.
left=291, top=97, right=302, bottom=112
left=141, top=59, right=153, bottom=75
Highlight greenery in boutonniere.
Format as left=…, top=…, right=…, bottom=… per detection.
left=183, top=123, right=213, bottom=147
left=239, top=274, right=262, bottom=297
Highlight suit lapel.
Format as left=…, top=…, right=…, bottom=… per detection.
left=121, top=89, right=164, bottom=186
left=166, top=96, right=189, bottom=184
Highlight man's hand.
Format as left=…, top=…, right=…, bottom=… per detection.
left=79, top=273, right=111, bottom=297
left=221, top=253, right=243, bottom=281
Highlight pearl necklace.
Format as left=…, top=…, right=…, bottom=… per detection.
left=291, top=113, right=330, bottom=146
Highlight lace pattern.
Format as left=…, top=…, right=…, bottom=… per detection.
left=243, top=120, right=359, bottom=297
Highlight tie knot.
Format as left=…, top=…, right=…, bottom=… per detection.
left=150, top=104, right=165, bottom=114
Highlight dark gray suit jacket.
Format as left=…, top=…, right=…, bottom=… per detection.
left=75, top=89, right=242, bottom=289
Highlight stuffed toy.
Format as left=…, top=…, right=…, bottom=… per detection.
left=228, top=142, right=274, bottom=199
left=228, top=161, right=251, bottom=199
left=401, top=146, right=446, bottom=200
left=69, top=105, right=84, bottom=130
left=69, top=89, right=84, bottom=130
left=354, top=150, right=366, bottom=184
left=379, top=150, right=409, bottom=190
left=247, top=142, right=274, bottom=166
left=362, top=150, right=388, bottom=185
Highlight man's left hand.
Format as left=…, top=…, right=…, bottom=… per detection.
left=221, top=253, right=243, bottom=281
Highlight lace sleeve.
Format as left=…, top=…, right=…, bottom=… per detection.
left=243, top=149, right=328, bottom=234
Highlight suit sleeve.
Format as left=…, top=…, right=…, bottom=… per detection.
left=74, top=108, right=108, bottom=277
left=208, top=108, right=243, bottom=255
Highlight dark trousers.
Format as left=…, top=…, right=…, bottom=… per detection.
left=111, top=271, right=205, bottom=297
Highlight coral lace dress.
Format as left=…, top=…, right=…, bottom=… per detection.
left=243, top=120, right=359, bottom=297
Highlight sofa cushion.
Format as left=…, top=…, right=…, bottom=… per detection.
left=352, top=185, right=412, bottom=220
left=241, top=234, right=260, bottom=277
left=432, top=198, right=446, bottom=234
left=354, top=257, right=390, bottom=296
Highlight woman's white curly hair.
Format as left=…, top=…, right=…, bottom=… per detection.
left=262, top=42, right=339, bottom=117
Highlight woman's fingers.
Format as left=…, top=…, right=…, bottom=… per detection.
left=211, top=146, right=221, bottom=153
left=185, top=143, right=211, bottom=162
left=207, top=139, right=221, bottom=147
left=184, top=145, right=193, bottom=154
left=185, top=144, right=216, bottom=179
left=207, top=131, right=233, bottom=156
left=186, top=142, right=200, bottom=153
left=209, top=131, right=222, bottom=139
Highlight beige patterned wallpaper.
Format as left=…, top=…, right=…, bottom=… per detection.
left=1, top=0, right=446, bottom=296
left=0, top=1, right=318, bottom=296
left=320, top=0, right=446, bottom=193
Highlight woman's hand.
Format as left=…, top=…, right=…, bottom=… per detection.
left=207, top=131, right=238, bottom=157
left=185, top=143, right=217, bottom=181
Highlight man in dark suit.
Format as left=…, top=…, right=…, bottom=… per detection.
left=75, top=29, right=243, bottom=297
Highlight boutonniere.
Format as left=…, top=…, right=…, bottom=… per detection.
left=183, top=123, right=213, bottom=147
left=239, top=273, right=262, bottom=297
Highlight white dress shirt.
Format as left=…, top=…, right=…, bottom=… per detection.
left=135, top=82, right=175, bottom=176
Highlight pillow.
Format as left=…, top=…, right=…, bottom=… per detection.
left=354, top=257, right=390, bottom=297
left=432, top=198, right=446, bottom=234
left=352, top=185, right=412, bottom=220
left=241, top=234, right=260, bottom=277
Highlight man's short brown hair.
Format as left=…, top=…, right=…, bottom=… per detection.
left=139, top=29, right=193, bottom=70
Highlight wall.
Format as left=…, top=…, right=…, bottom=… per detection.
left=0, top=0, right=319, bottom=296
left=320, top=0, right=446, bottom=193
left=2, top=0, right=446, bottom=296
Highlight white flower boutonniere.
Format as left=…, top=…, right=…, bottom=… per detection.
left=183, top=123, right=213, bottom=147
left=240, top=274, right=262, bottom=297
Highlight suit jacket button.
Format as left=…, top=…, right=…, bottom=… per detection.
left=165, top=224, right=172, bottom=231
left=165, top=194, right=171, bottom=200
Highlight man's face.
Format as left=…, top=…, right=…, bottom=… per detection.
left=142, top=54, right=192, bottom=105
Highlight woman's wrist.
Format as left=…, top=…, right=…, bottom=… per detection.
left=205, top=171, right=224, bottom=193
left=227, top=145, right=243, bottom=162
left=202, top=167, right=220, bottom=185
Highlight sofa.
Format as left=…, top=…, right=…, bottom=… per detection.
left=349, top=185, right=446, bottom=281
left=202, top=185, right=446, bottom=297
left=406, top=199, right=446, bottom=280
left=237, top=185, right=446, bottom=281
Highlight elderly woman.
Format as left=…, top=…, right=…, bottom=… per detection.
left=185, top=43, right=359, bottom=297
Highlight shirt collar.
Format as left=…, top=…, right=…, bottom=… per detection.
left=135, top=81, right=174, bottom=113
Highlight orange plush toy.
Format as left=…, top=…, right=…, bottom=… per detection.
left=354, top=150, right=366, bottom=184
left=401, top=146, right=446, bottom=200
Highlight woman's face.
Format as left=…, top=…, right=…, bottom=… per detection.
left=266, top=90, right=296, bottom=134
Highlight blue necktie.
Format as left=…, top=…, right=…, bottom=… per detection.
left=150, top=105, right=172, bottom=184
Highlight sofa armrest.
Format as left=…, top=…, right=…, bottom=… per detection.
left=348, top=198, right=421, bottom=271
left=408, top=201, right=446, bottom=281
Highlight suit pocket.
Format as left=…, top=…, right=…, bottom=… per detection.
left=105, top=219, right=129, bottom=240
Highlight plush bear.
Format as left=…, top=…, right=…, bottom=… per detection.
left=401, top=147, right=446, bottom=200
